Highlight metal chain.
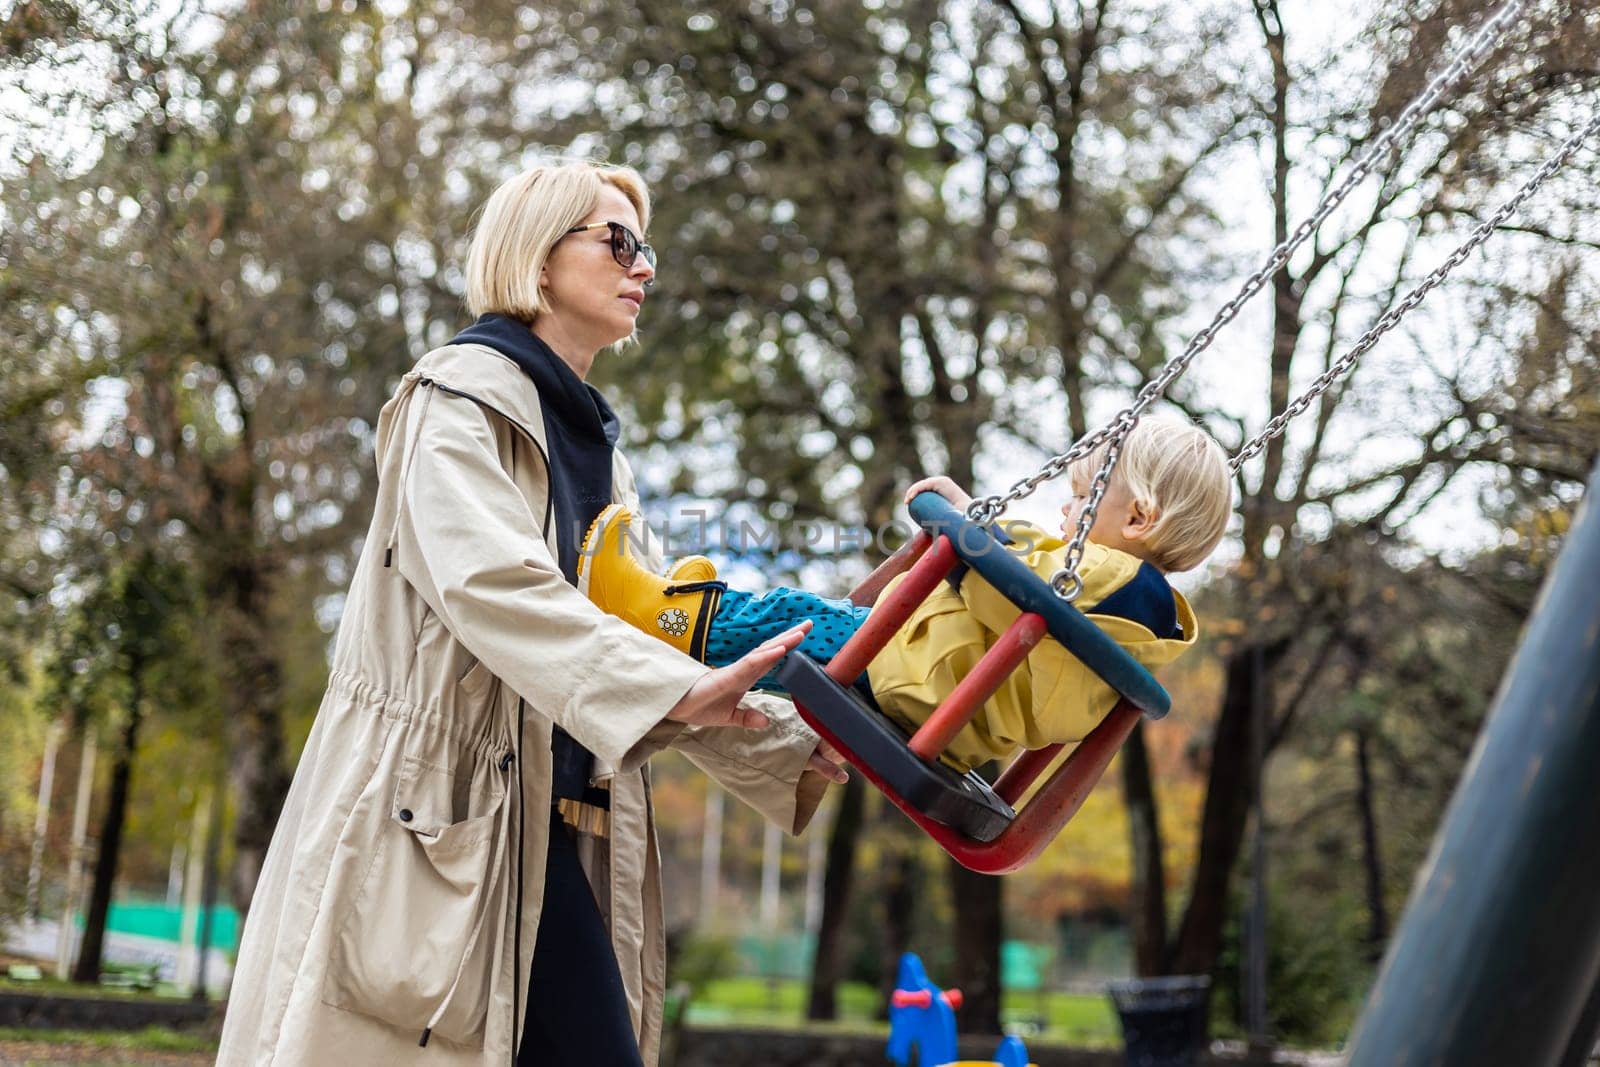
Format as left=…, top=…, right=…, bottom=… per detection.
left=1230, top=111, right=1599, bottom=472
left=960, top=0, right=1529, bottom=598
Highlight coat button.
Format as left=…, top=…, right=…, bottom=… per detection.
left=398, top=808, right=414, bottom=822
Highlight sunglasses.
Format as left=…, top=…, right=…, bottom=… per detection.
left=563, top=221, right=657, bottom=286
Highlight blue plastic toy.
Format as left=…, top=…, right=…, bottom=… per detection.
left=886, top=952, right=1035, bottom=1067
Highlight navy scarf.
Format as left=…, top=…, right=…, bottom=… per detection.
left=450, top=313, right=621, bottom=802
left=450, top=313, right=622, bottom=582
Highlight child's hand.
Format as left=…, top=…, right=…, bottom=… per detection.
left=904, top=476, right=974, bottom=510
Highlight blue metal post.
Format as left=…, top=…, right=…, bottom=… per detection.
left=1345, top=459, right=1600, bottom=1064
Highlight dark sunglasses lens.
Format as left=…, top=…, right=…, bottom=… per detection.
left=609, top=224, right=638, bottom=267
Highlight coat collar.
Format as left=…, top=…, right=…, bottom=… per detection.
left=448, top=314, right=620, bottom=448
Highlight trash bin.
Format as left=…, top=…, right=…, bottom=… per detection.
left=1106, top=974, right=1211, bottom=1067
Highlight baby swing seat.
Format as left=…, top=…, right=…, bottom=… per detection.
left=775, top=492, right=1170, bottom=873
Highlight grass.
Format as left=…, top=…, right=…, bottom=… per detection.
left=683, top=977, right=1120, bottom=1046
left=0, top=976, right=1117, bottom=1051
left=0, top=1026, right=216, bottom=1053
left=0, top=975, right=200, bottom=1002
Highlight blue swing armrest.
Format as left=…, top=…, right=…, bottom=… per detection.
left=907, top=492, right=1172, bottom=719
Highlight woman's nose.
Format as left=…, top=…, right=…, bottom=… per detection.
left=629, top=257, right=655, bottom=288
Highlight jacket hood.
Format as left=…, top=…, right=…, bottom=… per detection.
left=379, top=343, right=552, bottom=461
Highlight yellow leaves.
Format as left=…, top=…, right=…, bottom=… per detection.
left=1005, top=697, right=1215, bottom=924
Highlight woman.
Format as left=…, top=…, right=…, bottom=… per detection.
left=217, top=162, right=846, bottom=1065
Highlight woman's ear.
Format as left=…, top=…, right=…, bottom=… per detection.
left=1123, top=499, right=1160, bottom=542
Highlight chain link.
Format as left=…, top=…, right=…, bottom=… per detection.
left=963, top=0, right=1528, bottom=599
left=1231, top=112, right=1599, bottom=472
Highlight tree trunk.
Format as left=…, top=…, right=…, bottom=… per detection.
left=807, top=775, right=865, bottom=1020
left=1046, top=0, right=1105, bottom=442
left=1354, top=726, right=1388, bottom=963
left=196, top=766, right=225, bottom=1000
left=948, top=856, right=1003, bottom=1034
left=948, top=755, right=1005, bottom=1030
left=1121, top=721, right=1169, bottom=975
left=26, top=718, right=65, bottom=920
left=1169, top=637, right=1291, bottom=975
left=700, top=786, right=724, bottom=923
left=72, top=674, right=143, bottom=984
left=1243, top=0, right=1302, bottom=559
left=219, top=557, right=289, bottom=924
left=876, top=836, right=921, bottom=1017
left=56, top=729, right=97, bottom=979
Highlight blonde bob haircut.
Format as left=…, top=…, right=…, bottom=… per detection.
left=464, top=162, right=651, bottom=323
left=1068, top=412, right=1233, bottom=573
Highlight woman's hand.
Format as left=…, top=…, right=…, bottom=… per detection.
left=664, top=620, right=850, bottom=784
left=665, top=622, right=812, bottom=729
left=904, top=475, right=973, bottom=510
left=805, top=737, right=849, bottom=784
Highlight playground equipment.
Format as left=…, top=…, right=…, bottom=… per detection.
left=1343, top=458, right=1600, bottom=1063
left=886, top=953, right=1034, bottom=1067
left=778, top=494, right=1169, bottom=874
left=777, top=0, right=1596, bottom=870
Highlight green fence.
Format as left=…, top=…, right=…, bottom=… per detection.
left=75, top=898, right=239, bottom=952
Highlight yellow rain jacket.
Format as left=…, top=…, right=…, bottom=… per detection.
left=865, top=522, right=1197, bottom=770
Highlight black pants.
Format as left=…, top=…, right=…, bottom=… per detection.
left=518, top=812, right=643, bottom=1066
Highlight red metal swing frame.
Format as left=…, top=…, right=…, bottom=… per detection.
left=791, top=530, right=1145, bottom=875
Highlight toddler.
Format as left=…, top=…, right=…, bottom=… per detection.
left=578, top=413, right=1232, bottom=771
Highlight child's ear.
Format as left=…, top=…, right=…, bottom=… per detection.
left=1123, top=499, right=1160, bottom=541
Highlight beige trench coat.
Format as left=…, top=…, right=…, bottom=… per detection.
left=217, top=344, right=828, bottom=1065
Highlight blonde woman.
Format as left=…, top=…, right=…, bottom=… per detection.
left=218, top=163, right=846, bottom=1066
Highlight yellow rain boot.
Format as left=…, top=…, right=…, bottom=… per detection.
left=578, top=504, right=725, bottom=659
left=666, top=555, right=718, bottom=583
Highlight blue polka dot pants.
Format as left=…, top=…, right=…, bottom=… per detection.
left=704, top=587, right=872, bottom=692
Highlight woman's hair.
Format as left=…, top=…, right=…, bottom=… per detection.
left=464, top=162, right=651, bottom=322
left=1067, top=412, right=1234, bottom=572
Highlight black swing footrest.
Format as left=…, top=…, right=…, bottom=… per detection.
left=776, top=653, right=1015, bottom=843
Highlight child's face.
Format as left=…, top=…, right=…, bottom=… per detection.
left=1060, top=477, right=1153, bottom=560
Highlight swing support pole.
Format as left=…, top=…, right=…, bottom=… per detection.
left=1344, top=458, right=1600, bottom=1064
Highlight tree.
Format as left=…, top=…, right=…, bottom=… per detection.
left=1148, top=0, right=1600, bottom=981
left=1, top=0, right=514, bottom=919
left=38, top=550, right=207, bottom=983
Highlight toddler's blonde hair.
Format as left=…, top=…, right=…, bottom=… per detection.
left=464, top=162, right=651, bottom=323
left=1068, top=413, right=1232, bottom=572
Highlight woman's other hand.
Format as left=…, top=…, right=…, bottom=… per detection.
left=804, top=738, right=849, bottom=784
left=904, top=475, right=973, bottom=510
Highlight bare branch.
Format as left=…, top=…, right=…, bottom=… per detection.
left=1089, top=108, right=1253, bottom=298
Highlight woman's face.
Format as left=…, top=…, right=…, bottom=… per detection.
left=536, top=185, right=655, bottom=358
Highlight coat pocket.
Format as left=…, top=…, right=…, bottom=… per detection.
left=322, top=753, right=509, bottom=1049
